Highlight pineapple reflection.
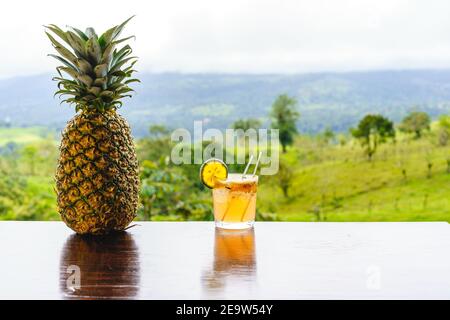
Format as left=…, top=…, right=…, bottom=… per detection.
left=202, top=228, right=256, bottom=291
left=60, top=232, right=140, bottom=299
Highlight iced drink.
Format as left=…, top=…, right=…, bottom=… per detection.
left=212, top=173, right=258, bottom=229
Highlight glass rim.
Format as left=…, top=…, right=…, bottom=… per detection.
left=221, top=173, right=258, bottom=183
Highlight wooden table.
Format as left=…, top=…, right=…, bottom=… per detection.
left=0, top=221, right=449, bottom=299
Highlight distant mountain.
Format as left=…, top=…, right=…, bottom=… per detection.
left=1, top=70, right=450, bottom=136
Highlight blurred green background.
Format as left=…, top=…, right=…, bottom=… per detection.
left=1, top=93, right=449, bottom=222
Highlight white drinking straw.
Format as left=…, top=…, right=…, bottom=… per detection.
left=242, top=154, right=254, bottom=178
left=252, top=151, right=262, bottom=176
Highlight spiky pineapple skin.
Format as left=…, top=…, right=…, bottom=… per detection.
left=56, top=110, right=139, bottom=235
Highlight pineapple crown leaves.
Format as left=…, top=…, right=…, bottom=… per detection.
left=45, top=16, right=140, bottom=113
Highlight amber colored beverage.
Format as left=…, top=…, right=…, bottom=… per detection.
left=214, top=228, right=256, bottom=269
left=201, top=228, right=256, bottom=291
left=212, top=173, right=258, bottom=229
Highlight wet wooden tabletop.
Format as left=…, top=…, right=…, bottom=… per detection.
left=0, top=221, right=449, bottom=299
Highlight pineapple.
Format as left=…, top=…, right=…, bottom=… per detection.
left=46, top=17, right=140, bottom=235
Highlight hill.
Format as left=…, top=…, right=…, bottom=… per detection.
left=258, top=134, right=450, bottom=221
left=1, top=70, right=450, bottom=136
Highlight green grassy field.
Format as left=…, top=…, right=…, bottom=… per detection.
left=1, top=126, right=449, bottom=222
left=0, top=127, right=53, bottom=146
left=258, top=135, right=450, bottom=221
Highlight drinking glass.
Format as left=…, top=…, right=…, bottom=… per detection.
left=212, top=173, right=258, bottom=229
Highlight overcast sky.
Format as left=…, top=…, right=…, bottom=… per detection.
left=2, top=0, right=450, bottom=78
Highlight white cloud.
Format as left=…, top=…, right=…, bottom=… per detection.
left=1, top=0, right=450, bottom=77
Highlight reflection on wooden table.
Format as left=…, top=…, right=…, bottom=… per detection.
left=1, top=222, right=449, bottom=299
left=202, top=228, right=256, bottom=292
left=59, top=232, right=140, bottom=299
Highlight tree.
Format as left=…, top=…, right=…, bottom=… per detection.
left=437, top=115, right=450, bottom=146
left=149, top=124, right=170, bottom=138
left=276, top=160, right=294, bottom=198
left=231, top=118, right=261, bottom=131
left=399, top=111, right=431, bottom=139
left=138, top=125, right=173, bottom=162
left=321, top=127, right=335, bottom=144
left=231, top=118, right=262, bottom=150
left=139, top=159, right=211, bottom=221
left=350, top=114, right=395, bottom=161
left=270, top=94, right=300, bottom=153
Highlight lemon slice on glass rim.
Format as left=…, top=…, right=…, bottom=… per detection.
left=200, top=158, right=228, bottom=189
